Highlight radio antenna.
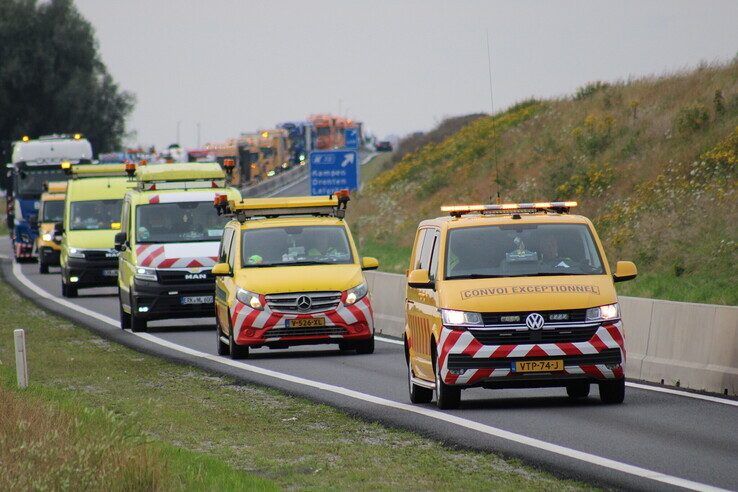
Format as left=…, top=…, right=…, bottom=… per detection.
left=486, top=29, right=501, bottom=204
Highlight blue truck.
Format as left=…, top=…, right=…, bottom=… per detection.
left=5, top=135, right=92, bottom=261
left=277, top=121, right=314, bottom=166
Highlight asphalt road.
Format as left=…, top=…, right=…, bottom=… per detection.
left=2, top=165, right=736, bottom=490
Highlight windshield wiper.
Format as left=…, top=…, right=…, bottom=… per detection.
left=447, top=274, right=505, bottom=280
left=246, top=260, right=335, bottom=268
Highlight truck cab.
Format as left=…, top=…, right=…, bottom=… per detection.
left=116, top=163, right=241, bottom=332
left=59, top=164, right=134, bottom=297
left=36, top=181, right=67, bottom=273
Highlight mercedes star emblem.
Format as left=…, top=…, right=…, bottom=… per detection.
left=297, top=296, right=312, bottom=312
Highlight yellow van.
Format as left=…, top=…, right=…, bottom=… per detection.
left=115, top=163, right=241, bottom=332
left=211, top=192, right=378, bottom=359
left=59, top=164, right=134, bottom=297
left=404, top=202, right=637, bottom=409
left=35, top=181, right=67, bottom=273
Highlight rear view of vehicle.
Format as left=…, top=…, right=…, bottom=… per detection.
left=212, top=192, right=379, bottom=359
left=6, top=134, right=92, bottom=261
left=116, top=163, right=241, bottom=332
left=404, top=202, right=638, bottom=409
left=59, top=164, right=133, bottom=297
left=35, top=181, right=67, bottom=273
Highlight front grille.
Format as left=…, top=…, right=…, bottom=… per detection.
left=265, top=326, right=347, bottom=338
left=470, top=324, right=598, bottom=345
left=157, top=269, right=214, bottom=285
left=266, top=291, right=341, bottom=314
left=83, top=249, right=119, bottom=262
left=481, top=309, right=587, bottom=326
left=447, top=348, right=622, bottom=370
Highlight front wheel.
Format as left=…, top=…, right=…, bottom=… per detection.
left=354, top=336, right=375, bottom=355
left=434, top=349, right=460, bottom=409
left=119, top=295, right=131, bottom=330
left=229, top=327, right=249, bottom=359
left=216, top=318, right=229, bottom=356
left=599, top=378, right=625, bottom=404
left=61, top=280, right=77, bottom=298
left=38, top=257, right=49, bottom=274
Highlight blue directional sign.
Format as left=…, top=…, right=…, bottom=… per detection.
left=344, top=128, right=359, bottom=150
left=309, top=150, right=359, bottom=196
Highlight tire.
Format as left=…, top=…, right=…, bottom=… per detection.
left=599, top=378, right=625, bottom=404
left=119, top=292, right=131, bottom=330
left=434, top=348, right=460, bottom=409
left=354, top=336, right=375, bottom=355
left=229, top=327, right=249, bottom=359
left=566, top=381, right=590, bottom=399
left=216, top=318, right=229, bottom=356
left=61, top=280, right=77, bottom=298
left=38, top=256, right=49, bottom=274
left=407, top=361, right=433, bottom=404
left=130, top=311, right=147, bottom=332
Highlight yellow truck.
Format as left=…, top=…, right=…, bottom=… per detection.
left=211, top=192, right=378, bottom=359
left=59, top=164, right=134, bottom=298
left=35, top=181, right=67, bottom=273
left=115, top=163, right=241, bottom=331
left=404, top=201, right=637, bottom=408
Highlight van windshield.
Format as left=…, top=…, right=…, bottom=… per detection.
left=445, top=223, right=604, bottom=279
left=69, top=199, right=122, bottom=230
left=241, top=226, right=353, bottom=267
left=136, top=201, right=228, bottom=244
left=42, top=200, right=64, bottom=222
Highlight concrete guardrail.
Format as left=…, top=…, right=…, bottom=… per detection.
left=240, top=165, right=306, bottom=197
left=365, top=271, right=738, bottom=396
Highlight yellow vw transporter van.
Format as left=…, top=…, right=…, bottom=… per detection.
left=35, top=181, right=67, bottom=273
left=59, top=164, right=134, bottom=297
left=115, top=163, right=241, bottom=332
left=211, top=192, right=379, bottom=359
left=404, top=201, right=637, bottom=409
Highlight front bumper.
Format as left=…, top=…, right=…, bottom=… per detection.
left=232, top=296, right=374, bottom=348
left=64, top=257, right=119, bottom=288
left=438, top=322, right=625, bottom=387
left=131, top=279, right=216, bottom=321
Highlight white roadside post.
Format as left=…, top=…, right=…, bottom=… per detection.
left=14, top=329, right=28, bottom=388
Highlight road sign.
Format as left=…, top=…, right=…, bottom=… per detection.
left=309, top=150, right=359, bottom=196
left=344, top=128, right=359, bottom=150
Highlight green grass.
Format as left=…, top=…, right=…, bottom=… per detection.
left=360, top=152, right=393, bottom=185
left=0, top=277, right=591, bottom=490
left=356, top=237, right=412, bottom=273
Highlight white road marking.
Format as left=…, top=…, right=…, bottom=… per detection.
left=376, top=335, right=403, bottom=345
left=7, top=261, right=732, bottom=491
left=625, top=381, right=738, bottom=407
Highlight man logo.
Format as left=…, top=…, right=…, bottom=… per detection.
left=297, top=296, right=312, bottom=312
left=525, top=312, right=545, bottom=330
left=184, top=273, right=207, bottom=280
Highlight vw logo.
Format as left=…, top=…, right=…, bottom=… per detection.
left=296, top=296, right=312, bottom=312
left=525, top=313, right=545, bottom=330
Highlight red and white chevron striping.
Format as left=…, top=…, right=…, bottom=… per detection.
left=136, top=244, right=218, bottom=269
left=438, top=322, right=625, bottom=386
left=230, top=295, right=374, bottom=342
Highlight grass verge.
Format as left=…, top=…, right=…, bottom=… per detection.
left=0, top=274, right=590, bottom=490
left=360, top=152, right=393, bottom=184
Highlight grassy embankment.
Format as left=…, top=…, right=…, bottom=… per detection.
left=351, top=60, right=738, bottom=305
left=0, top=280, right=588, bottom=490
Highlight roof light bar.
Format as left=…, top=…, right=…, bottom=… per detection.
left=215, top=193, right=350, bottom=220
left=441, top=201, right=578, bottom=217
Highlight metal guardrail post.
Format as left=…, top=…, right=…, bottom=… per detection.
left=14, top=328, right=29, bottom=388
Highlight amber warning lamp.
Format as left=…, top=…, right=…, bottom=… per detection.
left=125, top=162, right=136, bottom=178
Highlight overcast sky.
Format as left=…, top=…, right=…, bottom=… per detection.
left=75, top=0, right=738, bottom=150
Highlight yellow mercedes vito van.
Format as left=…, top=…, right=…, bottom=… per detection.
left=404, top=201, right=637, bottom=409
left=35, top=181, right=67, bottom=273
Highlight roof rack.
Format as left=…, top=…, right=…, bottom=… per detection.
left=63, top=162, right=129, bottom=179
left=215, top=190, right=350, bottom=221
left=134, top=162, right=226, bottom=191
left=441, top=201, right=578, bottom=217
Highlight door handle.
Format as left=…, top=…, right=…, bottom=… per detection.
left=406, top=299, right=414, bottom=305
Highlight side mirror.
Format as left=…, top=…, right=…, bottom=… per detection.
left=114, top=231, right=127, bottom=252
left=361, top=256, right=379, bottom=271
left=408, top=269, right=434, bottom=289
left=613, top=261, right=637, bottom=283
left=211, top=262, right=232, bottom=277
left=53, top=222, right=64, bottom=243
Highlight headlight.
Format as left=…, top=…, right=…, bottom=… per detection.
left=586, top=303, right=620, bottom=322
left=42, top=233, right=52, bottom=242
left=441, top=309, right=483, bottom=327
left=68, top=247, right=85, bottom=259
left=236, top=288, right=263, bottom=310
left=345, top=282, right=368, bottom=305
left=134, top=266, right=157, bottom=281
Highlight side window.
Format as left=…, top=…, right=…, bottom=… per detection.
left=219, top=229, right=234, bottom=263
left=227, top=231, right=238, bottom=270
left=412, top=229, right=427, bottom=270
left=418, top=229, right=435, bottom=271
left=429, top=230, right=440, bottom=280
